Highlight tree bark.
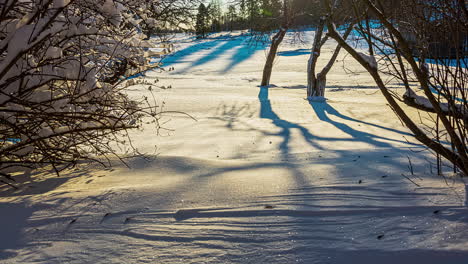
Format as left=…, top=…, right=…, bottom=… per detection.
left=260, top=0, right=290, bottom=87
left=308, top=22, right=354, bottom=98
left=261, top=28, right=287, bottom=87
left=307, top=20, right=326, bottom=97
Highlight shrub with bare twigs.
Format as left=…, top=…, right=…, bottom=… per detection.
left=0, top=0, right=184, bottom=188
left=323, top=0, right=468, bottom=175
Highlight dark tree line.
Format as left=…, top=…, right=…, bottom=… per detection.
left=195, top=0, right=323, bottom=38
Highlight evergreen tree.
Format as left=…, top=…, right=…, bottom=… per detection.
left=259, top=0, right=283, bottom=31
left=208, top=0, right=223, bottom=32
left=247, top=0, right=260, bottom=30
left=209, top=0, right=223, bottom=20
left=195, top=3, right=209, bottom=38
left=226, top=5, right=238, bottom=31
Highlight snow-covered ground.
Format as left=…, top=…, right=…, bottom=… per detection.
left=1, top=31, right=468, bottom=263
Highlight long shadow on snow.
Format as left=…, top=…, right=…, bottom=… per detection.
left=253, top=86, right=426, bottom=203
left=0, top=184, right=118, bottom=260
left=258, top=86, right=324, bottom=153
left=3, top=88, right=460, bottom=262
left=175, top=40, right=241, bottom=74
left=161, top=39, right=223, bottom=67
left=162, top=36, right=267, bottom=74
left=277, top=48, right=310, bottom=57
left=187, top=86, right=423, bottom=188
left=8, top=157, right=464, bottom=262
left=0, top=202, right=41, bottom=260
left=254, top=87, right=428, bottom=215
left=259, top=86, right=416, bottom=151
left=221, top=40, right=268, bottom=73
left=308, top=100, right=415, bottom=148
left=173, top=205, right=464, bottom=221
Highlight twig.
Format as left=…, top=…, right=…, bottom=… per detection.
left=401, top=173, right=421, bottom=187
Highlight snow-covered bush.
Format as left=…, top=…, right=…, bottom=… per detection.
left=0, top=0, right=165, bottom=187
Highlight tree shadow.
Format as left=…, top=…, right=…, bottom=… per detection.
left=221, top=40, right=268, bottom=73
left=175, top=40, right=240, bottom=74
left=0, top=167, right=105, bottom=197
left=161, top=36, right=267, bottom=74
left=309, top=100, right=417, bottom=148
left=161, top=39, right=223, bottom=68
left=254, top=86, right=422, bottom=197
left=277, top=48, right=310, bottom=57
left=258, top=86, right=324, bottom=153
left=0, top=200, right=55, bottom=260
left=259, top=86, right=416, bottom=153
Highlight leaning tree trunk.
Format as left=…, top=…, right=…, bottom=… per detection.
left=261, top=28, right=288, bottom=86
left=260, top=0, right=290, bottom=87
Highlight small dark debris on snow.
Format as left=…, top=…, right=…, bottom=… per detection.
left=377, top=234, right=384, bottom=240
left=264, top=205, right=275, bottom=209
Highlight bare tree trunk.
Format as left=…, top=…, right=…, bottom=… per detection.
left=260, top=0, right=290, bottom=87
left=307, top=19, right=326, bottom=97
left=261, top=28, right=288, bottom=86
left=308, top=22, right=354, bottom=98
left=314, top=73, right=327, bottom=97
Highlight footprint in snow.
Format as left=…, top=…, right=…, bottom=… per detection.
left=100, top=213, right=111, bottom=224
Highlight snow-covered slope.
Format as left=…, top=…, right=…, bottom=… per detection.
left=1, top=31, right=467, bottom=264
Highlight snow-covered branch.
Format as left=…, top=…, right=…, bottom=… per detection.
left=403, top=89, right=468, bottom=121
left=0, top=0, right=170, bottom=186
